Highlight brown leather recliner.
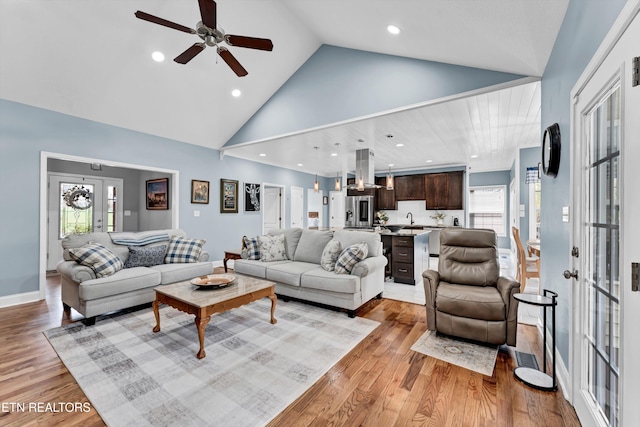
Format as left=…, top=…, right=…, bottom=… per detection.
left=423, top=228, right=521, bottom=346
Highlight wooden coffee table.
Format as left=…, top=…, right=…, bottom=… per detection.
left=152, top=273, right=277, bottom=359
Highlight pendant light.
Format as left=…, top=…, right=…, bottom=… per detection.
left=313, top=146, right=319, bottom=192
left=386, top=165, right=394, bottom=190
left=335, top=172, right=341, bottom=191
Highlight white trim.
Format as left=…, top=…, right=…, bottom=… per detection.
left=38, top=151, right=180, bottom=304
left=221, top=77, right=541, bottom=151
left=0, top=291, right=42, bottom=309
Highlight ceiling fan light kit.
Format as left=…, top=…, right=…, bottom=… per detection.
left=135, top=0, right=273, bottom=77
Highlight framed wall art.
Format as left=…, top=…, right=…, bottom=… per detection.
left=244, top=183, right=261, bottom=212
left=146, top=178, right=169, bottom=210
left=191, top=180, right=210, bottom=204
left=220, top=179, right=238, bottom=213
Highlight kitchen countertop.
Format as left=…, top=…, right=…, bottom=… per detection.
left=377, top=228, right=430, bottom=236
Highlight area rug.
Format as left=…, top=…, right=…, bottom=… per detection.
left=45, top=299, right=379, bottom=427
left=410, top=330, right=498, bottom=376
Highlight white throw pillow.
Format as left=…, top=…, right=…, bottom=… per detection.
left=320, top=239, right=342, bottom=272
left=258, top=234, right=287, bottom=262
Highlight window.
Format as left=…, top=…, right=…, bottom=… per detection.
left=468, top=186, right=507, bottom=236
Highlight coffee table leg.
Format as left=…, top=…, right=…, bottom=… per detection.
left=195, top=315, right=211, bottom=359
left=152, top=299, right=161, bottom=333
left=268, top=294, right=277, bottom=324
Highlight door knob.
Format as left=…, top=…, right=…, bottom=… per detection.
left=563, top=269, right=578, bottom=280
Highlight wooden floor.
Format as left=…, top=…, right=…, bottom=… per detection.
left=0, top=271, right=580, bottom=427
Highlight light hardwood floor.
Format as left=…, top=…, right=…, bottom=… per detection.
left=0, top=271, right=580, bottom=426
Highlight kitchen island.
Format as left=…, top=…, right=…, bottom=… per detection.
left=378, top=229, right=430, bottom=285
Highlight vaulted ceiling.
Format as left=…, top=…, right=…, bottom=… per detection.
left=0, top=0, right=569, bottom=174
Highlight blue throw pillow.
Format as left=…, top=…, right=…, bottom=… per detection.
left=124, top=245, right=167, bottom=268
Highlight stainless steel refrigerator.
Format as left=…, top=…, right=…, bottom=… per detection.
left=345, top=195, right=374, bottom=228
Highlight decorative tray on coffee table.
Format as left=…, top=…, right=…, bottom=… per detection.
left=191, top=274, right=236, bottom=289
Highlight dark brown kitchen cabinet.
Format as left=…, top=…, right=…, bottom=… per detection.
left=375, top=177, right=396, bottom=210
left=394, top=175, right=425, bottom=201
left=390, top=233, right=429, bottom=285
left=424, top=171, right=464, bottom=210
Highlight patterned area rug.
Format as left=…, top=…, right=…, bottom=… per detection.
left=45, top=299, right=379, bottom=426
left=411, top=330, right=498, bottom=376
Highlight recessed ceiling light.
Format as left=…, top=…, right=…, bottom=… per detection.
left=297, top=163, right=303, bottom=167
left=426, top=160, right=433, bottom=163
left=331, top=153, right=338, bottom=157
left=259, top=153, right=266, bottom=157
left=396, top=143, right=404, bottom=147
left=151, top=51, right=165, bottom=62
left=231, top=89, right=242, bottom=97
left=388, top=163, right=395, bottom=167
left=470, top=154, right=479, bottom=158
left=387, top=25, right=401, bottom=35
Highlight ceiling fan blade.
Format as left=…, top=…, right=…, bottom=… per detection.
left=174, top=43, right=205, bottom=64
left=134, top=11, right=195, bottom=34
left=217, top=47, right=248, bottom=77
left=198, top=0, right=217, bottom=30
left=225, top=35, right=273, bottom=51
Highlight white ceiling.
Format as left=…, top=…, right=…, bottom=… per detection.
left=0, top=0, right=568, bottom=174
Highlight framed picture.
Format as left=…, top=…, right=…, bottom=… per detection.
left=244, top=183, right=261, bottom=212
left=191, top=180, right=210, bottom=204
left=220, top=179, right=238, bottom=213
left=146, top=178, right=169, bottom=210
left=323, top=195, right=329, bottom=205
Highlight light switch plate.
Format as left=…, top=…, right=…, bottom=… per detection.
left=124, top=210, right=131, bottom=216
left=562, top=206, right=570, bottom=222
left=194, top=210, right=200, bottom=217
left=519, top=204, right=525, bottom=217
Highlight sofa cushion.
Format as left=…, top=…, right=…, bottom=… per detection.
left=333, top=230, right=382, bottom=258
left=320, top=239, right=342, bottom=272
left=258, top=234, right=287, bottom=262
left=149, top=262, right=214, bottom=285
left=335, top=243, right=368, bottom=275
left=301, top=268, right=361, bottom=293
left=242, top=236, right=260, bottom=260
left=293, top=230, right=333, bottom=263
left=79, top=267, right=160, bottom=300
left=268, top=228, right=303, bottom=260
left=436, top=282, right=506, bottom=321
left=164, top=236, right=205, bottom=264
left=234, top=259, right=290, bottom=278
left=109, top=231, right=171, bottom=246
left=68, top=242, right=124, bottom=278
left=266, top=262, right=319, bottom=286
left=124, top=245, right=167, bottom=268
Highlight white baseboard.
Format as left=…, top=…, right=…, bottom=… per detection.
left=538, top=323, right=572, bottom=401
left=0, top=290, right=44, bottom=309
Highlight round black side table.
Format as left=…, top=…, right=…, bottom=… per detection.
left=513, top=290, right=558, bottom=391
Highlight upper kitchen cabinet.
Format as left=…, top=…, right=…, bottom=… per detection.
left=394, top=175, right=425, bottom=201
left=375, top=177, right=396, bottom=210
left=424, top=171, right=464, bottom=210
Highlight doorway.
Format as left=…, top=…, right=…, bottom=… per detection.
left=570, top=5, right=639, bottom=426
left=290, top=186, right=304, bottom=229
left=262, top=183, right=285, bottom=234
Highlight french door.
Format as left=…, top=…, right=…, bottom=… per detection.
left=571, top=6, right=639, bottom=426
left=47, top=173, right=123, bottom=270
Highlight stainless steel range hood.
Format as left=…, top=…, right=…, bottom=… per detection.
left=346, top=148, right=381, bottom=191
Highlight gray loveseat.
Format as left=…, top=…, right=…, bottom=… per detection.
left=234, top=228, right=387, bottom=317
left=57, top=229, right=213, bottom=324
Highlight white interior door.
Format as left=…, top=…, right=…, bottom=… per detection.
left=290, top=186, right=304, bottom=229
left=329, top=191, right=345, bottom=228
left=571, top=7, right=639, bottom=426
left=262, top=186, right=282, bottom=233
left=307, top=189, right=323, bottom=228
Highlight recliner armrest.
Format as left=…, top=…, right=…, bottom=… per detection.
left=422, top=270, right=440, bottom=330
left=496, top=276, right=520, bottom=304
left=497, top=276, right=521, bottom=346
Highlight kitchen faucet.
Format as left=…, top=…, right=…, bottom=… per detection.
left=406, top=212, right=414, bottom=225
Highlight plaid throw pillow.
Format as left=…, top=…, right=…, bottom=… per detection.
left=164, top=237, right=205, bottom=264
left=241, top=236, right=260, bottom=260
left=68, top=242, right=124, bottom=278
left=334, top=242, right=368, bottom=275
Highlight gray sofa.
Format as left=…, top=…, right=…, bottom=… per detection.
left=57, top=229, right=213, bottom=324
left=234, top=228, right=387, bottom=317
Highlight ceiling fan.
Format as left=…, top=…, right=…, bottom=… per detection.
left=135, top=0, right=273, bottom=77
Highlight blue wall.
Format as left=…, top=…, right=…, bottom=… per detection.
left=468, top=170, right=511, bottom=249
left=540, top=0, right=627, bottom=366
left=225, top=45, right=525, bottom=146
left=0, top=99, right=332, bottom=299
